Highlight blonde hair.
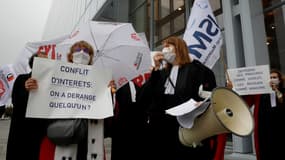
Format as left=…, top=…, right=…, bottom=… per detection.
left=67, top=40, right=94, bottom=65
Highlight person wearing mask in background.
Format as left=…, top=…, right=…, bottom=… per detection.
left=226, top=69, right=284, bottom=160
left=136, top=36, right=218, bottom=160
left=6, top=52, right=48, bottom=160
left=257, top=69, right=284, bottom=160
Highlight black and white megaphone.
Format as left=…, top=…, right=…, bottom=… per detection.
left=178, top=87, right=254, bottom=147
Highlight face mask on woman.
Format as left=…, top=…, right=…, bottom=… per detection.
left=270, top=77, right=280, bottom=85
left=72, top=51, right=90, bottom=65
left=162, top=46, right=176, bottom=64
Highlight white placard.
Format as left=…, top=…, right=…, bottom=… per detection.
left=26, top=57, right=113, bottom=119
left=166, top=98, right=210, bottom=129
left=227, top=65, right=272, bottom=95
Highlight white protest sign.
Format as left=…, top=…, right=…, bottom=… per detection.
left=227, top=65, right=272, bottom=95
left=26, top=57, right=113, bottom=119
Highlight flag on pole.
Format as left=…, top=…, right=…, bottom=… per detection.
left=183, top=0, right=223, bottom=68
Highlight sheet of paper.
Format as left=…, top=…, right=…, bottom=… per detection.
left=165, top=98, right=210, bottom=129
left=177, top=102, right=210, bottom=128
left=165, top=99, right=198, bottom=116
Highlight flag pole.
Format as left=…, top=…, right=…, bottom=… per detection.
left=220, top=48, right=231, bottom=83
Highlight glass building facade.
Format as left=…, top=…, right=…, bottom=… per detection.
left=43, top=0, right=285, bottom=155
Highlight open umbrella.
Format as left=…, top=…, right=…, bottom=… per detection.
left=60, top=21, right=151, bottom=89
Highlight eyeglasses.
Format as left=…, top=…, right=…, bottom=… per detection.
left=74, top=47, right=89, bottom=53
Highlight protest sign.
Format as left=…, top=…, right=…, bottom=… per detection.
left=227, top=65, right=272, bottom=95
left=26, top=57, right=113, bottom=119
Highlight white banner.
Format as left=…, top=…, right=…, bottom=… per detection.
left=183, top=0, right=223, bottom=68
left=227, top=65, right=272, bottom=95
left=13, top=34, right=69, bottom=75
left=0, top=64, right=16, bottom=106
left=26, top=58, right=114, bottom=119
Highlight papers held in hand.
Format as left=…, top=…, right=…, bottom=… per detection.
left=165, top=98, right=210, bottom=129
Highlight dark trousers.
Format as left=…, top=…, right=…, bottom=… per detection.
left=0, top=105, right=5, bottom=117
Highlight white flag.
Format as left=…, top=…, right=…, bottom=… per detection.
left=183, top=0, right=223, bottom=68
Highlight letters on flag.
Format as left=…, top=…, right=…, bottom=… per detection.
left=183, top=0, right=223, bottom=68
left=13, top=34, right=69, bottom=75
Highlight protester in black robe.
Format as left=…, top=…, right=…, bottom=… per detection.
left=108, top=80, right=145, bottom=160
left=238, top=69, right=285, bottom=160
left=257, top=69, right=285, bottom=160
left=6, top=52, right=48, bottom=160
left=136, top=36, right=217, bottom=160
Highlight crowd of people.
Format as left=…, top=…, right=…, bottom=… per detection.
left=4, top=36, right=285, bottom=160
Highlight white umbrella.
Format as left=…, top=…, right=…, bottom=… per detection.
left=0, top=64, right=16, bottom=106
left=60, top=21, right=151, bottom=89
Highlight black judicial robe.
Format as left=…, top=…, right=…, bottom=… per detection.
left=136, top=60, right=217, bottom=160
left=257, top=88, right=285, bottom=160
left=6, top=73, right=47, bottom=160
left=242, top=87, right=285, bottom=160
left=109, top=82, right=143, bottom=160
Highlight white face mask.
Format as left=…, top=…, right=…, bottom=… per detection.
left=271, top=78, right=280, bottom=85
left=162, top=46, right=176, bottom=64
left=72, top=51, right=90, bottom=65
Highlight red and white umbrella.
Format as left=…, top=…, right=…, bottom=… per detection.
left=60, top=21, right=151, bottom=89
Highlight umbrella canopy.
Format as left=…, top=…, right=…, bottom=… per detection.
left=60, top=21, right=151, bottom=89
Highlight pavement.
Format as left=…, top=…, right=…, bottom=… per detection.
left=0, top=119, right=256, bottom=160
left=0, top=119, right=9, bottom=160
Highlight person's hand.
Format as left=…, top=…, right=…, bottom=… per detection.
left=108, top=80, right=116, bottom=94
left=269, top=81, right=283, bottom=99
left=195, top=101, right=203, bottom=107
left=226, top=80, right=233, bottom=89
left=153, top=52, right=164, bottom=70
left=25, top=78, right=38, bottom=91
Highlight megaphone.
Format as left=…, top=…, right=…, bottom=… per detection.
left=178, top=87, right=254, bottom=147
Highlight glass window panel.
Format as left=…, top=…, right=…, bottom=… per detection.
left=264, top=6, right=285, bottom=71
left=174, top=13, right=185, bottom=32
left=173, top=0, right=184, bottom=11
left=216, top=14, right=224, bottom=30
left=130, top=0, right=144, bottom=9
left=209, top=0, right=221, bottom=11
left=232, top=0, right=239, bottom=5
left=161, top=22, right=171, bottom=39
left=160, top=0, right=170, bottom=18
left=133, top=5, right=147, bottom=32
